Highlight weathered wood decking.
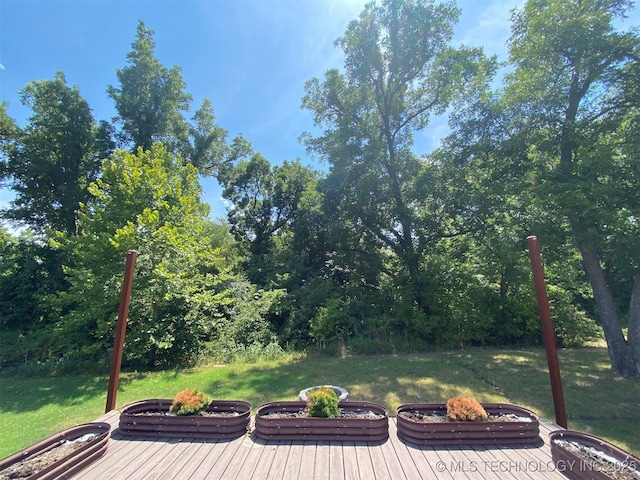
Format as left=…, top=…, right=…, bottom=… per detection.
left=71, top=410, right=570, bottom=479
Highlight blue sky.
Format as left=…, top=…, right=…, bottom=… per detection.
left=1, top=0, right=638, bottom=221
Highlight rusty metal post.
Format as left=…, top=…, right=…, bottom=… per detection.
left=105, top=250, right=137, bottom=413
left=527, top=236, right=568, bottom=428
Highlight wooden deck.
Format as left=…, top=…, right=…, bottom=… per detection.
left=71, top=411, right=570, bottom=479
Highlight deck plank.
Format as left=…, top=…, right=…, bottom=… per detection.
left=303, top=442, right=321, bottom=478
left=95, top=437, right=166, bottom=479
left=407, top=446, right=447, bottom=479
left=162, top=441, right=219, bottom=480
left=262, top=440, right=292, bottom=479
left=354, top=441, right=376, bottom=479
left=104, top=439, right=170, bottom=480
left=384, top=420, right=426, bottom=479
left=219, top=435, right=265, bottom=480
left=145, top=439, right=200, bottom=480
left=73, top=433, right=134, bottom=479
left=246, top=439, right=279, bottom=480
left=341, top=441, right=360, bottom=480
left=329, top=442, right=345, bottom=480
left=313, top=441, right=331, bottom=479
left=461, top=446, right=521, bottom=480
left=282, top=441, right=305, bottom=479
left=367, top=440, right=391, bottom=479
left=67, top=411, right=572, bottom=480
left=195, top=438, right=247, bottom=479
left=428, top=447, right=470, bottom=480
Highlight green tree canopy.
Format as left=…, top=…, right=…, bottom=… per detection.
left=301, top=0, right=495, bottom=317
left=107, top=21, right=237, bottom=175
left=108, top=20, right=192, bottom=153
left=501, top=0, right=640, bottom=376
left=0, top=72, right=112, bottom=235
left=49, top=144, right=233, bottom=367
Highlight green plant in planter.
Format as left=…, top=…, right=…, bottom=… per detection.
left=306, top=387, right=340, bottom=418
left=169, top=389, right=212, bottom=416
left=446, top=397, right=488, bottom=422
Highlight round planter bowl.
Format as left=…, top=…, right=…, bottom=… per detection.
left=549, top=430, right=640, bottom=480
left=298, top=385, right=349, bottom=402
left=255, top=400, right=388, bottom=441
left=119, top=399, right=251, bottom=439
left=0, top=422, right=110, bottom=480
left=397, top=403, right=540, bottom=446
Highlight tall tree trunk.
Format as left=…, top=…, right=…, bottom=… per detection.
left=560, top=96, right=640, bottom=377
left=627, top=270, right=640, bottom=376
left=578, top=243, right=640, bottom=378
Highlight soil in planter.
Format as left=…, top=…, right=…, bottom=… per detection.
left=260, top=409, right=385, bottom=420
left=129, top=409, right=243, bottom=417
left=398, top=411, right=534, bottom=423
left=0, top=433, right=99, bottom=480
left=553, top=439, right=640, bottom=480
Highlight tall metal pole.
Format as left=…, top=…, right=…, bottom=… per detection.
left=105, top=250, right=137, bottom=413
left=527, top=236, right=568, bottom=428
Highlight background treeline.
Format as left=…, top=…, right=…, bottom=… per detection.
left=1, top=0, right=639, bottom=378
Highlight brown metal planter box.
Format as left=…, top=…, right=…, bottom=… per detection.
left=550, top=430, right=640, bottom=480
left=119, top=399, right=251, bottom=439
left=254, top=401, right=389, bottom=442
left=397, top=403, right=540, bottom=445
left=0, top=422, right=110, bottom=480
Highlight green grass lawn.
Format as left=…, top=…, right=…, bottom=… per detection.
left=1, top=346, right=639, bottom=459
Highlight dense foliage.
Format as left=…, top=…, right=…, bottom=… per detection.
left=1, top=0, right=638, bottom=376
left=169, top=389, right=212, bottom=416
left=446, top=397, right=488, bottom=422
left=306, top=387, right=340, bottom=418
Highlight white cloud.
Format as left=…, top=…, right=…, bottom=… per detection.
left=457, top=0, right=525, bottom=60
left=296, top=0, right=368, bottom=75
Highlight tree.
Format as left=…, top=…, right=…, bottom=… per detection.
left=183, top=99, right=230, bottom=175
left=107, top=21, right=232, bottom=174
left=221, top=155, right=320, bottom=258
left=0, top=102, right=19, bottom=174
left=504, top=0, right=640, bottom=377
left=48, top=144, right=221, bottom=366
left=0, top=72, right=112, bottom=235
left=301, top=0, right=494, bottom=318
left=48, top=143, right=280, bottom=368
left=0, top=228, right=70, bottom=367
left=108, top=20, right=192, bottom=153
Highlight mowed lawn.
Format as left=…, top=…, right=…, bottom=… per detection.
left=1, top=346, right=639, bottom=459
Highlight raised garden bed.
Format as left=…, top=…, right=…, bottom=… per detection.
left=118, top=399, right=251, bottom=439
left=254, top=401, right=389, bottom=441
left=0, top=422, right=110, bottom=480
left=550, top=430, right=640, bottom=480
left=396, top=403, right=540, bottom=445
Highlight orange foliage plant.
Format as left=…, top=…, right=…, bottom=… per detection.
left=446, top=397, right=488, bottom=422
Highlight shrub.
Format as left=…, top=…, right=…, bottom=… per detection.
left=309, top=299, right=356, bottom=348
left=306, top=387, right=340, bottom=418
left=169, top=389, right=211, bottom=416
left=446, top=397, right=488, bottom=422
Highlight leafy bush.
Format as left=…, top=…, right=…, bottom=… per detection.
left=206, top=338, right=285, bottom=364
left=547, top=286, right=603, bottom=347
left=206, top=278, right=285, bottom=363
left=446, top=397, right=488, bottom=422
left=306, top=387, right=340, bottom=418
left=345, top=336, right=396, bottom=355
left=169, top=389, right=211, bottom=416
left=309, top=298, right=356, bottom=347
